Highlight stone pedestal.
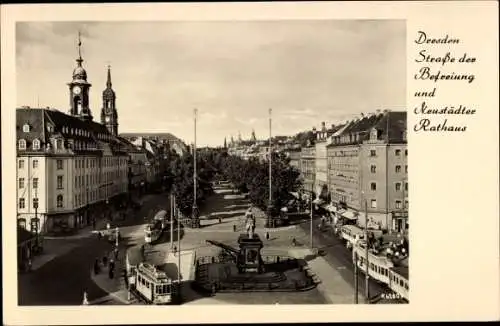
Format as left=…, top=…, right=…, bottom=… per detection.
left=265, top=204, right=274, bottom=228
left=191, top=205, right=200, bottom=228
left=237, top=233, right=264, bottom=274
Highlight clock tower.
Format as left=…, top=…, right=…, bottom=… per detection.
left=100, top=65, right=118, bottom=136
left=68, top=32, right=93, bottom=121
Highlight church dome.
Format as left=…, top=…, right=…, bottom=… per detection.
left=72, top=66, right=87, bottom=81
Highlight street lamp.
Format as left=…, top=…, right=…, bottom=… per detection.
left=32, top=197, right=39, bottom=250
left=192, top=108, right=200, bottom=228
left=266, top=108, right=273, bottom=228
left=360, top=191, right=370, bottom=304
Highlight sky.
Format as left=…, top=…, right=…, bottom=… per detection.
left=16, top=20, right=406, bottom=147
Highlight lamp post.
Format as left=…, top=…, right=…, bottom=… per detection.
left=33, top=197, right=39, bottom=249
left=364, top=198, right=370, bottom=304
left=192, top=108, right=200, bottom=228
left=266, top=108, right=273, bottom=228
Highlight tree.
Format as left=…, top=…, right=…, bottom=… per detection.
left=216, top=151, right=302, bottom=217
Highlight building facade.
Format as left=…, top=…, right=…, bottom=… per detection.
left=300, top=145, right=316, bottom=195
left=16, top=38, right=130, bottom=234
left=327, top=111, right=408, bottom=232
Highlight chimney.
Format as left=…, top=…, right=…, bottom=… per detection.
left=321, top=121, right=326, bottom=131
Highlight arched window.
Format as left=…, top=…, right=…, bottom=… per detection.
left=33, top=139, right=41, bottom=150
left=23, top=124, right=31, bottom=133
left=18, top=139, right=26, bottom=150
left=57, top=195, right=64, bottom=208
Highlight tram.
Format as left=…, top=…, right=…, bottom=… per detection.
left=352, top=240, right=409, bottom=301
left=133, top=262, right=176, bottom=304
left=144, top=210, right=169, bottom=244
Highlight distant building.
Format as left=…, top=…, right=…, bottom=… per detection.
left=314, top=122, right=343, bottom=198
left=300, top=144, right=316, bottom=195
left=327, top=110, right=408, bottom=232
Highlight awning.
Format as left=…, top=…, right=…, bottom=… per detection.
left=341, top=210, right=358, bottom=220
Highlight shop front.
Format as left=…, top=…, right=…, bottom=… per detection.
left=392, top=211, right=409, bottom=233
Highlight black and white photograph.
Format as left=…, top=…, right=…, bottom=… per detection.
left=14, top=20, right=409, bottom=306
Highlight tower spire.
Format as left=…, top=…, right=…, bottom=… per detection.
left=76, top=31, right=83, bottom=66
left=106, top=64, right=112, bottom=88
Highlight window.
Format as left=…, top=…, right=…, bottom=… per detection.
left=371, top=182, right=377, bottom=191
left=405, top=165, right=408, bottom=173
left=395, top=200, right=402, bottom=209
left=395, top=183, right=401, bottom=191
left=395, top=165, right=401, bottom=173
left=87, top=159, right=89, bottom=169
left=19, top=160, right=24, bottom=169
left=370, top=199, right=377, bottom=208
left=19, top=198, right=25, bottom=209
left=33, top=139, right=41, bottom=150
left=57, top=159, right=63, bottom=170
left=405, top=149, right=408, bottom=156
left=57, top=195, right=63, bottom=208
left=33, top=198, right=39, bottom=208
left=370, top=149, right=376, bottom=157
left=74, top=195, right=78, bottom=205
left=33, top=160, right=38, bottom=169
left=405, top=199, right=409, bottom=207
left=395, top=149, right=401, bottom=156
left=405, top=182, right=408, bottom=191
left=370, top=165, right=376, bottom=173
left=18, top=139, right=26, bottom=150
left=57, top=175, right=63, bottom=189
left=33, top=178, right=38, bottom=189
left=19, top=178, right=25, bottom=189
left=23, top=124, right=31, bottom=133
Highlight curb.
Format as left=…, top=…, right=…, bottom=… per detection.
left=43, top=233, right=93, bottom=240
left=89, top=267, right=131, bottom=305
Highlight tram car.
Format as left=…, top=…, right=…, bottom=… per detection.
left=387, top=266, right=409, bottom=301
left=133, top=262, right=175, bottom=304
left=144, top=223, right=161, bottom=244
left=352, top=240, right=409, bottom=302
left=144, top=210, right=169, bottom=244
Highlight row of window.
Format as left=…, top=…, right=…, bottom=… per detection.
left=18, top=139, right=40, bottom=150
left=19, top=159, right=39, bottom=169
left=334, top=195, right=408, bottom=210
left=19, top=195, right=63, bottom=209
left=370, top=182, right=409, bottom=192
left=358, top=257, right=409, bottom=290
left=370, top=149, right=408, bottom=157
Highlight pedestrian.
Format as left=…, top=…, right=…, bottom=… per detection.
left=82, top=291, right=89, bottom=305
left=219, top=217, right=222, bottom=224
left=92, top=218, right=96, bottom=230
left=233, top=224, right=236, bottom=232
left=109, top=259, right=115, bottom=271
left=114, top=247, right=119, bottom=260
left=97, top=231, right=102, bottom=240
left=292, top=238, right=297, bottom=247
left=27, top=258, right=32, bottom=272
left=94, top=259, right=100, bottom=275
left=265, top=231, right=270, bottom=240
left=103, top=255, right=108, bottom=266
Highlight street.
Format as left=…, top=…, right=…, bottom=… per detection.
left=298, top=219, right=386, bottom=301
left=18, top=191, right=171, bottom=305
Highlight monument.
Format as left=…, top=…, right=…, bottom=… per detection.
left=197, top=207, right=317, bottom=294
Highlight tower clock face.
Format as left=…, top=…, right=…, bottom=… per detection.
left=105, top=116, right=111, bottom=122
left=73, top=86, right=82, bottom=95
